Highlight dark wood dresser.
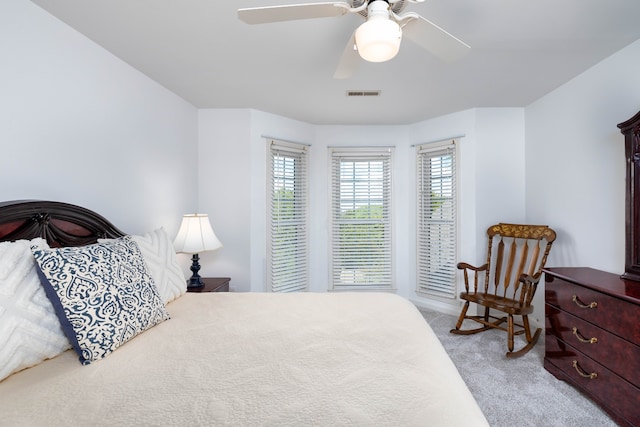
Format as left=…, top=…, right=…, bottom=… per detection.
left=544, top=267, right=640, bottom=426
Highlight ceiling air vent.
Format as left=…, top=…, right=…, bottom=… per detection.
left=347, top=90, right=381, bottom=97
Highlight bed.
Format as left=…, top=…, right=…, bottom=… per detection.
left=0, top=200, right=488, bottom=426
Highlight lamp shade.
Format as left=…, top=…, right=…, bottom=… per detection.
left=355, top=1, right=401, bottom=63
left=173, top=214, right=222, bottom=254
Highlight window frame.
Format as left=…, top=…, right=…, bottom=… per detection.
left=329, top=146, right=394, bottom=291
left=416, top=139, right=459, bottom=299
left=266, top=139, right=309, bottom=292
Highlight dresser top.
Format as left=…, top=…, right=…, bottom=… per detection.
left=544, top=267, right=640, bottom=305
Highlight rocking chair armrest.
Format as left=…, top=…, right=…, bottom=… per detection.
left=457, top=263, right=488, bottom=293
left=457, top=262, right=488, bottom=272
left=518, top=272, right=543, bottom=306
left=518, top=272, right=542, bottom=286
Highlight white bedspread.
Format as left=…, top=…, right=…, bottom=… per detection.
left=0, top=292, right=488, bottom=426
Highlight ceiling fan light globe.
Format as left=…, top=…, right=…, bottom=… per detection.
left=355, top=18, right=402, bottom=63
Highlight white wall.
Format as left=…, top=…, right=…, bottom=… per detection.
left=526, top=39, right=640, bottom=272
left=526, top=38, right=640, bottom=323
left=197, top=109, right=252, bottom=291
left=407, top=108, right=526, bottom=313
left=1, top=0, right=198, bottom=240
left=249, top=111, right=316, bottom=292
left=197, top=109, right=315, bottom=291
left=13, top=0, right=640, bottom=322
left=197, top=107, right=527, bottom=305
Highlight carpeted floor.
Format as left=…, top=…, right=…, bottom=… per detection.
left=418, top=308, right=618, bottom=427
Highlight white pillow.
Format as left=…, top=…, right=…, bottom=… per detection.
left=0, top=238, right=71, bottom=381
left=127, top=228, right=186, bottom=303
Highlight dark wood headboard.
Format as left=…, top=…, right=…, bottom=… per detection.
left=0, top=200, right=126, bottom=247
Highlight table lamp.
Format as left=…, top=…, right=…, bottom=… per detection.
left=173, top=214, right=223, bottom=288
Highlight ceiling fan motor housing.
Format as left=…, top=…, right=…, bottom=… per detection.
left=353, top=0, right=407, bottom=18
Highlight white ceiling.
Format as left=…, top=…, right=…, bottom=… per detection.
left=31, top=0, right=640, bottom=125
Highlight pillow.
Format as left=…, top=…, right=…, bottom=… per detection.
left=130, top=228, right=186, bottom=303
left=100, top=228, right=186, bottom=304
left=0, top=238, right=71, bottom=381
left=32, top=237, right=170, bottom=365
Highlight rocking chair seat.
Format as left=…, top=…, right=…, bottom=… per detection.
left=459, top=291, right=534, bottom=316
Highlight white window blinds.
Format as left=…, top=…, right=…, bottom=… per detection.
left=416, top=140, right=457, bottom=297
left=267, top=139, right=309, bottom=292
left=330, top=147, right=393, bottom=290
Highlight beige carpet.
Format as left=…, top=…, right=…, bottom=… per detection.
left=419, top=308, right=617, bottom=427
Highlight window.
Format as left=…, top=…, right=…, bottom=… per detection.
left=330, top=147, right=393, bottom=290
left=267, top=139, right=308, bottom=292
left=416, top=140, right=457, bottom=297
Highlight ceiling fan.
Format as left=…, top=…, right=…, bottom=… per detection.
left=237, top=0, right=470, bottom=79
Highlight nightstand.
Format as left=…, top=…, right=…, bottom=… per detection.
left=187, top=277, right=230, bottom=293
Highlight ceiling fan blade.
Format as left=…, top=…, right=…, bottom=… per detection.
left=401, top=14, right=470, bottom=62
left=333, top=30, right=359, bottom=79
left=238, top=2, right=350, bottom=25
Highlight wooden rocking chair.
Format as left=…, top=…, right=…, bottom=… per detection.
left=450, top=223, right=556, bottom=358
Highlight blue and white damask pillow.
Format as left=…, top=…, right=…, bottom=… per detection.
left=32, top=237, right=170, bottom=365
left=99, top=228, right=187, bottom=304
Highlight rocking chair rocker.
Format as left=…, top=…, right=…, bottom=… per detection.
left=450, top=223, right=556, bottom=358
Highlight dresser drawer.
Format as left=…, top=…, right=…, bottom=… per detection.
left=545, top=306, right=640, bottom=386
left=545, top=276, right=640, bottom=346
left=544, top=344, right=640, bottom=427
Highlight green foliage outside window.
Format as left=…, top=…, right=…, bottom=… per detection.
left=337, top=204, right=387, bottom=280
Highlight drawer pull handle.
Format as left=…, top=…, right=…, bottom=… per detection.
left=572, top=327, right=598, bottom=344
left=572, top=295, right=597, bottom=309
left=572, top=360, right=598, bottom=379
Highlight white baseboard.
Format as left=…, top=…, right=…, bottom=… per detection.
left=409, top=295, right=462, bottom=316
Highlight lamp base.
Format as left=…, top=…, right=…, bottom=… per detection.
left=187, top=253, right=204, bottom=288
